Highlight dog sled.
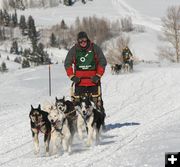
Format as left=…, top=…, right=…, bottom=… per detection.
left=70, top=80, right=106, bottom=130
left=70, top=76, right=105, bottom=112
left=71, top=82, right=102, bottom=103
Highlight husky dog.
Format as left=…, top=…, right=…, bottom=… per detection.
left=55, top=96, right=75, bottom=117
left=55, top=97, right=77, bottom=135
left=29, top=104, right=51, bottom=156
left=75, top=96, right=105, bottom=146
left=111, top=64, right=122, bottom=75
left=48, top=105, right=72, bottom=154
left=122, top=63, right=130, bottom=73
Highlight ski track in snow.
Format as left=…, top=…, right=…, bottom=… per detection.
left=0, top=0, right=180, bottom=166
left=1, top=64, right=180, bottom=167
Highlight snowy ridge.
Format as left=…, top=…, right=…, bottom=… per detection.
left=111, top=0, right=162, bottom=31
left=112, top=0, right=139, bottom=17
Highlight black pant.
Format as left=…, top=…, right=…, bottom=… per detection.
left=75, top=85, right=98, bottom=96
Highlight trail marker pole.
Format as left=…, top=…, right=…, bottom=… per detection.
left=48, top=64, right=51, bottom=96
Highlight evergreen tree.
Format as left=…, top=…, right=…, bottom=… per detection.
left=37, top=43, right=50, bottom=65
left=19, top=15, right=27, bottom=35
left=3, top=10, right=10, bottom=26
left=60, top=19, right=67, bottom=29
left=50, top=33, right=57, bottom=47
left=0, top=28, right=3, bottom=40
left=82, top=0, right=86, bottom=4
left=16, top=0, right=25, bottom=10
left=9, top=0, right=16, bottom=9
left=64, top=0, right=72, bottom=6
left=10, top=41, right=19, bottom=54
left=22, top=59, right=30, bottom=68
left=0, top=61, right=8, bottom=72
left=19, top=47, right=23, bottom=55
left=27, top=15, right=39, bottom=53
left=0, top=10, right=4, bottom=25
left=14, top=56, right=22, bottom=63
left=12, top=10, right=18, bottom=27
left=2, top=27, right=6, bottom=40
left=22, top=48, right=31, bottom=61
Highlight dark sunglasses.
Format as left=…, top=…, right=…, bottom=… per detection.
left=78, top=39, right=87, bottom=44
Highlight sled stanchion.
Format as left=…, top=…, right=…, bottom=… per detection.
left=48, top=63, right=51, bottom=96
left=71, top=81, right=102, bottom=101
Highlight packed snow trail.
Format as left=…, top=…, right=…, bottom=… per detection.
left=1, top=63, right=180, bottom=167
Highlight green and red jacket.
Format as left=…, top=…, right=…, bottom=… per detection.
left=64, top=42, right=107, bottom=86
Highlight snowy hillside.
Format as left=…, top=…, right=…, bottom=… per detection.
left=14, top=0, right=179, bottom=62
left=126, top=0, right=180, bottom=18
left=1, top=1, right=180, bottom=166
left=1, top=63, right=180, bottom=167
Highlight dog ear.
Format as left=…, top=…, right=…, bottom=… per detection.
left=38, top=104, right=41, bottom=110
left=63, top=96, right=65, bottom=101
left=55, top=97, right=58, bottom=101
left=31, top=105, right=34, bottom=110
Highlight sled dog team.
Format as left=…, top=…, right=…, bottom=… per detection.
left=29, top=96, right=105, bottom=156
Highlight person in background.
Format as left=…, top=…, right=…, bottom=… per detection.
left=122, top=46, right=134, bottom=71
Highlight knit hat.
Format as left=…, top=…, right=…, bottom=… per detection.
left=77, top=31, right=88, bottom=40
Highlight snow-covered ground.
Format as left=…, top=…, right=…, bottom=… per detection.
left=1, top=0, right=180, bottom=167
left=1, top=63, right=180, bottom=167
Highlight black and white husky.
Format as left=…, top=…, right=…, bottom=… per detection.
left=55, top=96, right=77, bottom=135
left=29, top=104, right=51, bottom=156
left=75, top=96, right=105, bottom=146
left=55, top=96, right=76, bottom=118
left=47, top=105, right=72, bottom=155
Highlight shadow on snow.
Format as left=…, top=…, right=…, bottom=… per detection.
left=105, top=122, right=140, bottom=131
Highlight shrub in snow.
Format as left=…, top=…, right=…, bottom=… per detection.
left=121, top=17, right=133, bottom=32
left=0, top=61, right=8, bottom=72
left=14, top=56, right=22, bottom=64
left=10, top=40, right=19, bottom=54
left=22, top=58, right=30, bottom=68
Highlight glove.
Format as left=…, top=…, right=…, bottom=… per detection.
left=91, top=75, right=100, bottom=84
left=71, top=76, right=80, bottom=84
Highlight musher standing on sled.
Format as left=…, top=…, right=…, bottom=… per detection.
left=64, top=31, right=107, bottom=127
left=122, top=46, right=133, bottom=71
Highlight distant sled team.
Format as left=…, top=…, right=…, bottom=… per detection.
left=29, top=95, right=105, bottom=156
left=111, top=46, right=134, bottom=74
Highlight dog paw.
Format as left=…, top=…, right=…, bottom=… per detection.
left=68, top=147, right=72, bottom=154
left=34, top=149, right=40, bottom=155
left=45, top=152, right=50, bottom=157
left=86, top=141, right=91, bottom=147
left=54, top=154, right=59, bottom=158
